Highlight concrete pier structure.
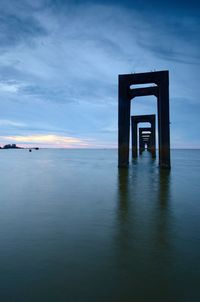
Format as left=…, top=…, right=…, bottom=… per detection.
left=131, top=115, right=156, bottom=158
left=118, top=70, right=170, bottom=168
left=139, top=127, right=152, bottom=154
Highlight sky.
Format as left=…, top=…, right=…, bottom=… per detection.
left=0, top=0, right=199, bottom=148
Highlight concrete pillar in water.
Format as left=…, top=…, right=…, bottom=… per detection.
left=118, top=71, right=170, bottom=168
left=139, top=127, right=152, bottom=154
left=131, top=115, right=156, bottom=158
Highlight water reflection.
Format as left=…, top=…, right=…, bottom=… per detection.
left=116, top=168, right=132, bottom=257
left=158, top=169, right=171, bottom=208
left=118, top=168, right=129, bottom=222
left=117, top=163, right=172, bottom=241
left=156, top=169, right=171, bottom=248
left=115, top=161, right=173, bottom=300
left=118, top=161, right=171, bottom=210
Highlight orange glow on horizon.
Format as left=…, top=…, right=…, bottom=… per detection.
left=0, top=134, right=90, bottom=148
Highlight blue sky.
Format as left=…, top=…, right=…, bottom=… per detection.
left=0, top=0, right=199, bottom=148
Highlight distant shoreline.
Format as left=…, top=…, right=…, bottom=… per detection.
left=0, top=144, right=39, bottom=150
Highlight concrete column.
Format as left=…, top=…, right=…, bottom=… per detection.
left=118, top=76, right=131, bottom=167
left=118, top=71, right=170, bottom=169
left=157, top=94, right=161, bottom=165
left=150, top=117, right=156, bottom=158
left=131, top=118, right=138, bottom=158
left=139, top=131, right=145, bottom=154
left=158, top=72, right=171, bottom=169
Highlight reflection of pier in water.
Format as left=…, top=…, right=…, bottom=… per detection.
left=115, top=163, right=173, bottom=299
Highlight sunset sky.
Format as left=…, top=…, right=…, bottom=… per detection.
left=0, top=0, right=199, bottom=148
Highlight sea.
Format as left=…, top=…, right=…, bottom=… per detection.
left=0, top=149, right=200, bottom=302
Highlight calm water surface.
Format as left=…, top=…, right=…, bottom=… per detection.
left=0, top=149, right=200, bottom=301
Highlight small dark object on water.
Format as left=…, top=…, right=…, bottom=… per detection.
left=29, top=149, right=32, bottom=152
left=35, top=147, right=39, bottom=150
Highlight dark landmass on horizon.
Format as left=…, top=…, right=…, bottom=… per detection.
left=0, top=144, right=23, bottom=149
left=0, top=144, right=39, bottom=150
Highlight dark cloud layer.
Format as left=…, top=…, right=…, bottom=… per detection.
left=0, top=0, right=47, bottom=51
left=0, top=14, right=47, bottom=49
left=0, top=0, right=199, bottom=147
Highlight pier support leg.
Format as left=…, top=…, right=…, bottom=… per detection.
left=132, top=121, right=138, bottom=158
left=118, top=77, right=131, bottom=167
left=158, top=74, right=171, bottom=169
left=151, top=119, right=156, bottom=158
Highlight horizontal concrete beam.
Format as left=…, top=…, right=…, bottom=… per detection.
left=129, top=86, right=158, bottom=100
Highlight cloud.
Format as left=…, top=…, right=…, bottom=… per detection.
left=0, top=80, right=25, bottom=93
left=1, top=1, right=198, bottom=104
left=135, top=13, right=200, bottom=65
left=0, top=0, right=199, bottom=148
left=0, top=2, right=134, bottom=108
left=0, top=0, right=47, bottom=51
left=1, top=134, right=90, bottom=148
left=0, top=119, right=26, bottom=127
